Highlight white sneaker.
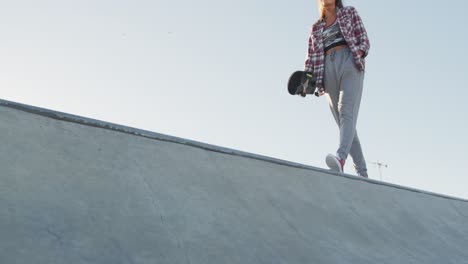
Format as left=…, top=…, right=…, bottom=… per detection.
left=357, top=172, right=369, bottom=178
left=326, top=154, right=345, bottom=173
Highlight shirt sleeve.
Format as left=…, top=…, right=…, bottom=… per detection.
left=351, top=7, right=370, bottom=57
left=304, top=33, right=314, bottom=72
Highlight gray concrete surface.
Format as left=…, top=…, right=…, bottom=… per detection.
left=1, top=98, right=468, bottom=264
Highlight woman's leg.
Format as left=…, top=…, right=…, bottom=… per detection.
left=348, top=131, right=368, bottom=176
left=336, top=49, right=367, bottom=174
left=325, top=48, right=367, bottom=175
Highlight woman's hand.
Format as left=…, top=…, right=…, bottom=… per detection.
left=317, top=87, right=325, bottom=96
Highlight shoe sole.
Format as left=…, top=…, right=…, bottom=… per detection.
left=326, top=155, right=343, bottom=173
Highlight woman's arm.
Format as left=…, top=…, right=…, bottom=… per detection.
left=304, top=35, right=314, bottom=72
left=351, top=7, right=370, bottom=58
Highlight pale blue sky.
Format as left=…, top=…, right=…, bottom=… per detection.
left=1, top=0, right=468, bottom=199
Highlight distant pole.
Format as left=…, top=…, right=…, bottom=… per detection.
left=370, top=161, right=388, bottom=180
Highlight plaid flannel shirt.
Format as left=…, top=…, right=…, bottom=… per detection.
left=304, top=6, right=370, bottom=88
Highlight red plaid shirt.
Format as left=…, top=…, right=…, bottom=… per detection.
left=304, top=6, right=370, bottom=88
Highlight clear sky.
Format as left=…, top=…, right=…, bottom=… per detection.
left=2, top=0, right=468, bottom=199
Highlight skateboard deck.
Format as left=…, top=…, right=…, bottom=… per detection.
left=287, top=71, right=318, bottom=97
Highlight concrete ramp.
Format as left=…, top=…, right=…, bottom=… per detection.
left=1, top=99, right=468, bottom=264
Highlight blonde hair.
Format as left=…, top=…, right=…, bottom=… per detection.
left=318, top=0, right=344, bottom=18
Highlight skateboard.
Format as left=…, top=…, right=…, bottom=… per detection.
left=287, top=71, right=319, bottom=97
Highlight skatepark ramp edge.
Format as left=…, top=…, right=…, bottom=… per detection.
left=0, top=98, right=466, bottom=203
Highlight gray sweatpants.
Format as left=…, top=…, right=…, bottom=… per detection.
left=324, top=47, right=367, bottom=175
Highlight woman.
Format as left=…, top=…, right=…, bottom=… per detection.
left=304, top=0, right=370, bottom=177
